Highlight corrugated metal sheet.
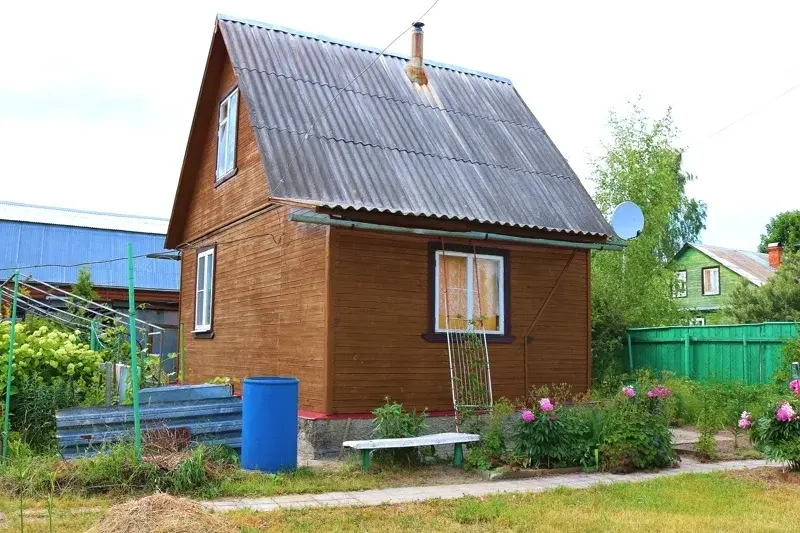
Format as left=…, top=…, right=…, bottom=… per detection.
left=0, top=201, right=168, bottom=234
left=689, top=244, right=775, bottom=286
left=0, top=219, right=179, bottom=291
left=56, top=397, right=242, bottom=459
left=627, top=322, right=798, bottom=384
left=217, top=15, right=612, bottom=237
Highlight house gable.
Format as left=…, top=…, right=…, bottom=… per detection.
left=166, top=30, right=270, bottom=248
left=672, top=246, right=745, bottom=311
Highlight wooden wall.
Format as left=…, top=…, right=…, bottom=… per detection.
left=179, top=206, right=329, bottom=411
left=177, top=37, right=270, bottom=245
left=329, top=229, right=590, bottom=414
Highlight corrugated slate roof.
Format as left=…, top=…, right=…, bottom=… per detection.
left=1, top=201, right=169, bottom=234
left=688, top=243, right=775, bottom=286
left=0, top=205, right=179, bottom=291
left=216, top=15, right=612, bottom=237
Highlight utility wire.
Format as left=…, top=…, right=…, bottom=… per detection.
left=684, top=80, right=800, bottom=151
left=271, top=0, right=442, bottom=199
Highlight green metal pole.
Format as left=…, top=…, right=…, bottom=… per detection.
left=2, top=271, right=19, bottom=463
left=90, top=320, right=97, bottom=352
left=627, top=333, right=634, bottom=371
left=127, top=244, right=142, bottom=461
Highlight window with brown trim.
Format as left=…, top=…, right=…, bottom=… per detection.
left=423, top=243, right=513, bottom=343
left=215, top=87, right=239, bottom=183
left=194, top=246, right=216, bottom=333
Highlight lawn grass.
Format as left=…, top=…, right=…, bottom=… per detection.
left=227, top=472, right=799, bottom=533
left=1, top=470, right=796, bottom=532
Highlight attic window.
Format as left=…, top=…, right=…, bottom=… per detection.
left=702, top=267, right=720, bottom=296
left=215, top=88, right=239, bottom=182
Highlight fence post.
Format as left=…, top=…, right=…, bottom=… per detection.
left=627, top=333, right=633, bottom=371
left=742, top=331, right=748, bottom=384
left=127, top=243, right=142, bottom=461
left=2, top=271, right=20, bottom=463
left=683, top=333, right=691, bottom=379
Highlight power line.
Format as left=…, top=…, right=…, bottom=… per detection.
left=271, top=0, right=442, bottom=199
left=684, top=80, right=800, bottom=151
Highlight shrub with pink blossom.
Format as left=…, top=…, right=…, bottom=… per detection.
left=751, top=399, right=800, bottom=471
left=621, top=385, right=636, bottom=398
left=738, top=411, right=752, bottom=430
left=790, top=379, right=800, bottom=397
left=646, top=385, right=672, bottom=399
left=521, top=409, right=535, bottom=423
left=539, top=397, right=554, bottom=412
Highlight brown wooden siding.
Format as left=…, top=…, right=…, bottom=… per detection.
left=178, top=45, right=269, bottom=246
left=180, top=207, right=329, bottom=412
left=330, top=229, right=589, bottom=413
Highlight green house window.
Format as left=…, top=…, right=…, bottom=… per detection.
left=673, top=270, right=687, bottom=298
left=702, top=267, right=720, bottom=296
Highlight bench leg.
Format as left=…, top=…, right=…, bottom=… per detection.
left=361, top=450, right=371, bottom=472
left=453, top=443, right=463, bottom=468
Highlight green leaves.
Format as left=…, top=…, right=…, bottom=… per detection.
left=723, top=253, right=800, bottom=323
left=758, top=210, right=800, bottom=253
left=591, top=102, right=707, bottom=380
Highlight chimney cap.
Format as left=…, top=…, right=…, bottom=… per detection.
left=768, top=242, right=783, bottom=249
left=412, top=22, right=425, bottom=30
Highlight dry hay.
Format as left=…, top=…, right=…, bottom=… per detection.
left=725, top=466, right=800, bottom=486
left=86, top=493, right=237, bottom=533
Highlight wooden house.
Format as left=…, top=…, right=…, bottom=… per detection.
left=165, top=15, right=618, bottom=417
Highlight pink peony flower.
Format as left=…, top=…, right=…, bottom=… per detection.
left=522, top=409, right=535, bottom=423
left=621, top=386, right=636, bottom=398
left=738, top=411, right=752, bottom=430
left=549, top=414, right=557, bottom=421
left=647, top=385, right=672, bottom=399
left=539, top=398, right=554, bottom=412
left=776, top=402, right=797, bottom=423
left=790, top=379, right=800, bottom=396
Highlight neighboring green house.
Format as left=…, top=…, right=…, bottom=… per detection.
left=671, top=243, right=779, bottom=324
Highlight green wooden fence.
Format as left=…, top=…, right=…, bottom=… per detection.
left=626, top=322, right=799, bottom=384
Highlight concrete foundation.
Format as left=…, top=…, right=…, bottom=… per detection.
left=298, top=414, right=460, bottom=460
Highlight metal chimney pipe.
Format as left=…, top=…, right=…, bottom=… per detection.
left=406, top=22, right=428, bottom=85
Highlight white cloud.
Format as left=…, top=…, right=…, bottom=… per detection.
left=2, top=0, right=798, bottom=250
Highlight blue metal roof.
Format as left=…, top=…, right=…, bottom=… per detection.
left=0, top=220, right=179, bottom=291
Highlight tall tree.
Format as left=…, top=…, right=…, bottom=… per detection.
left=758, top=210, right=800, bottom=253
left=723, top=253, right=800, bottom=323
left=68, top=267, right=98, bottom=320
left=591, top=102, right=707, bottom=378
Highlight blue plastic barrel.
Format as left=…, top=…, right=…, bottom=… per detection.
left=241, top=376, right=299, bottom=472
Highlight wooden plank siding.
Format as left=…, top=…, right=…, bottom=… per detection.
left=329, top=228, right=590, bottom=414
left=179, top=207, right=329, bottom=411
left=178, top=38, right=270, bottom=246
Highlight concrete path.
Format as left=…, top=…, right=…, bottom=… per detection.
left=203, top=458, right=769, bottom=513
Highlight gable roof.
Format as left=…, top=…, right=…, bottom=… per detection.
left=679, top=243, right=775, bottom=286
left=167, top=15, right=612, bottom=246
left=0, top=202, right=178, bottom=292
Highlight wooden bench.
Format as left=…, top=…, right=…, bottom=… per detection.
left=343, top=432, right=480, bottom=472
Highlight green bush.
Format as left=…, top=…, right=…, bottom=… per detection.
left=599, top=388, right=675, bottom=471
left=372, top=398, right=427, bottom=439
left=514, top=395, right=585, bottom=469
left=11, top=377, right=78, bottom=451
left=463, top=400, right=513, bottom=470
left=750, top=399, right=800, bottom=470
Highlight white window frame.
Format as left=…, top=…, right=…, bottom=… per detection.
left=690, top=317, right=706, bottom=326
left=194, top=248, right=215, bottom=332
left=215, top=88, right=239, bottom=181
left=702, top=267, right=720, bottom=296
left=673, top=270, right=688, bottom=298
left=434, top=250, right=504, bottom=335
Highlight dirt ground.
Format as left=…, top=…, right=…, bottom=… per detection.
left=673, top=428, right=763, bottom=462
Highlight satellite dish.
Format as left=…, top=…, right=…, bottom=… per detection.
left=611, top=201, right=644, bottom=240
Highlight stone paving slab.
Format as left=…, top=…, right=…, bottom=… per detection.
left=202, top=459, right=770, bottom=513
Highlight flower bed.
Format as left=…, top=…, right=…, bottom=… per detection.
left=749, top=379, right=800, bottom=471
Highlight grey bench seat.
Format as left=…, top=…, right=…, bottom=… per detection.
left=343, top=432, right=480, bottom=471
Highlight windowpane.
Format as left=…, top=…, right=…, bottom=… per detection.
left=673, top=271, right=687, bottom=298
left=702, top=268, right=719, bottom=295
left=473, top=258, right=500, bottom=331
left=438, top=254, right=468, bottom=330
left=204, top=253, right=214, bottom=325
left=216, top=90, right=238, bottom=179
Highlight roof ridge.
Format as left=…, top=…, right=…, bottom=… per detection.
left=254, top=123, right=576, bottom=181
left=217, top=14, right=513, bottom=84
left=0, top=200, right=168, bottom=222
left=233, top=65, right=543, bottom=132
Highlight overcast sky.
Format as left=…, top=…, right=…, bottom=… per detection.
left=2, top=0, right=798, bottom=251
